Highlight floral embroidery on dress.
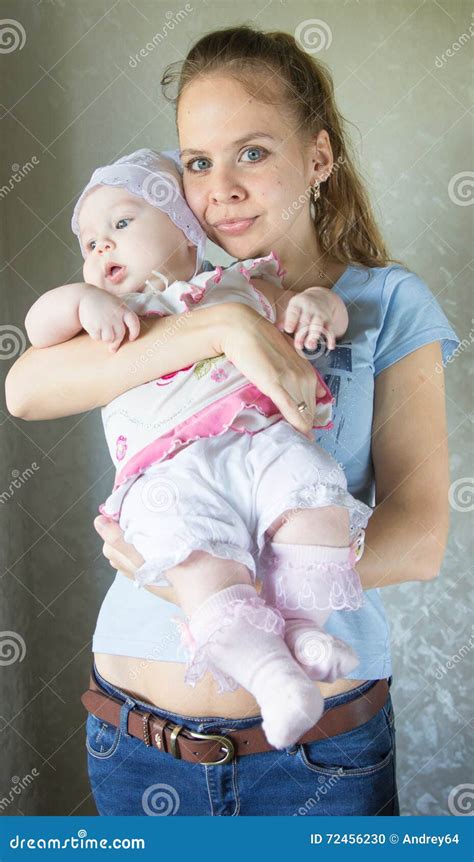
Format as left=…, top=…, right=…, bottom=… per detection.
left=115, top=435, right=128, bottom=461
left=155, top=364, right=194, bottom=386
left=210, top=367, right=229, bottom=383
left=193, top=356, right=223, bottom=379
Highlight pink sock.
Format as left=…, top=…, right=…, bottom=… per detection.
left=260, top=537, right=365, bottom=682
left=180, top=583, right=325, bottom=749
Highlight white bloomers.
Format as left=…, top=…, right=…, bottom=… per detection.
left=117, top=421, right=372, bottom=590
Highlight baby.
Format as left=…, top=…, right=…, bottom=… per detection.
left=25, top=149, right=372, bottom=750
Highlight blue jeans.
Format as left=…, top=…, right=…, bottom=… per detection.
left=86, top=663, right=400, bottom=816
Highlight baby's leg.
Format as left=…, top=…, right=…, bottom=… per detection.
left=162, top=550, right=325, bottom=749
left=261, top=506, right=364, bottom=681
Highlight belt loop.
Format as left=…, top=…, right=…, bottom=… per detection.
left=119, top=698, right=136, bottom=738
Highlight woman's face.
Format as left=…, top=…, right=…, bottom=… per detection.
left=177, top=73, right=329, bottom=261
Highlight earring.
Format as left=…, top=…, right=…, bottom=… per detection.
left=309, top=179, right=320, bottom=220
left=311, top=179, right=321, bottom=202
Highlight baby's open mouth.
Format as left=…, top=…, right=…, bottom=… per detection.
left=105, top=263, right=127, bottom=284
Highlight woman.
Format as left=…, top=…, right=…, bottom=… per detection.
left=6, top=26, right=459, bottom=816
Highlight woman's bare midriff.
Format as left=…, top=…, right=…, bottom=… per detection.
left=94, top=652, right=367, bottom=718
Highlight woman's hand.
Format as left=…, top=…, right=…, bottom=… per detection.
left=218, top=303, right=321, bottom=440
left=94, top=515, right=179, bottom=604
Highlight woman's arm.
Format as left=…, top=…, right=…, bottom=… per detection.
left=94, top=340, right=453, bottom=592
left=356, top=340, right=451, bottom=588
left=6, top=302, right=323, bottom=436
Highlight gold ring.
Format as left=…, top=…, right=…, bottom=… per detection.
left=296, top=401, right=308, bottom=413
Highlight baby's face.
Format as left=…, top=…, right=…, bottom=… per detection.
left=78, top=185, right=197, bottom=296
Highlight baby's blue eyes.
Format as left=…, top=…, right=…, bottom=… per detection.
left=185, top=146, right=267, bottom=173
left=86, top=217, right=131, bottom=250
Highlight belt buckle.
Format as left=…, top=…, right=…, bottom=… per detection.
left=168, top=724, right=235, bottom=765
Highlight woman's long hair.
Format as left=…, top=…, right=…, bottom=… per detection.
left=161, top=25, right=402, bottom=269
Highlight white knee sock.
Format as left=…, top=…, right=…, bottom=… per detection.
left=180, top=583, right=325, bottom=750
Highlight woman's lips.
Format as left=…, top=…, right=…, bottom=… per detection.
left=212, top=217, right=257, bottom=236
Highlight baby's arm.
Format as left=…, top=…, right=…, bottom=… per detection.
left=25, top=283, right=89, bottom=347
left=25, top=284, right=140, bottom=352
left=250, top=277, right=348, bottom=352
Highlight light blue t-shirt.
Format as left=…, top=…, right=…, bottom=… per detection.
left=93, top=262, right=460, bottom=679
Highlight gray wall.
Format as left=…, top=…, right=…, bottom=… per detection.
left=0, top=0, right=472, bottom=816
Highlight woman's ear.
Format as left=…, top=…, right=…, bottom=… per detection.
left=309, top=129, right=333, bottom=183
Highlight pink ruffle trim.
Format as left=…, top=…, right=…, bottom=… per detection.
left=179, top=596, right=286, bottom=694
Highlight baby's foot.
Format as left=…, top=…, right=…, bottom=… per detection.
left=284, top=620, right=359, bottom=682
left=258, top=669, right=324, bottom=750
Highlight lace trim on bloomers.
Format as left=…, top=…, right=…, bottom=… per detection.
left=178, top=597, right=286, bottom=694
left=132, top=540, right=257, bottom=590
left=257, top=482, right=373, bottom=554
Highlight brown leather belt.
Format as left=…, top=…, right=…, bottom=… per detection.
left=81, top=674, right=389, bottom=766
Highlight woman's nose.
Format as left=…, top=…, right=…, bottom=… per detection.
left=209, top=170, right=246, bottom=204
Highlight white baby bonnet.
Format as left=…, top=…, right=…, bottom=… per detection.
left=70, top=148, right=207, bottom=275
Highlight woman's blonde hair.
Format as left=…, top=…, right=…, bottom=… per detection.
left=162, top=25, right=402, bottom=269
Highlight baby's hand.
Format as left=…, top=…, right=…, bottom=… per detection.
left=78, top=288, right=141, bottom=352
left=278, top=287, right=337, bottom=352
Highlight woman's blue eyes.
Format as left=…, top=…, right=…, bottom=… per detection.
left=186, top=146, right=267, bottom=173
left=87, top=218, right=131, bottom=250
